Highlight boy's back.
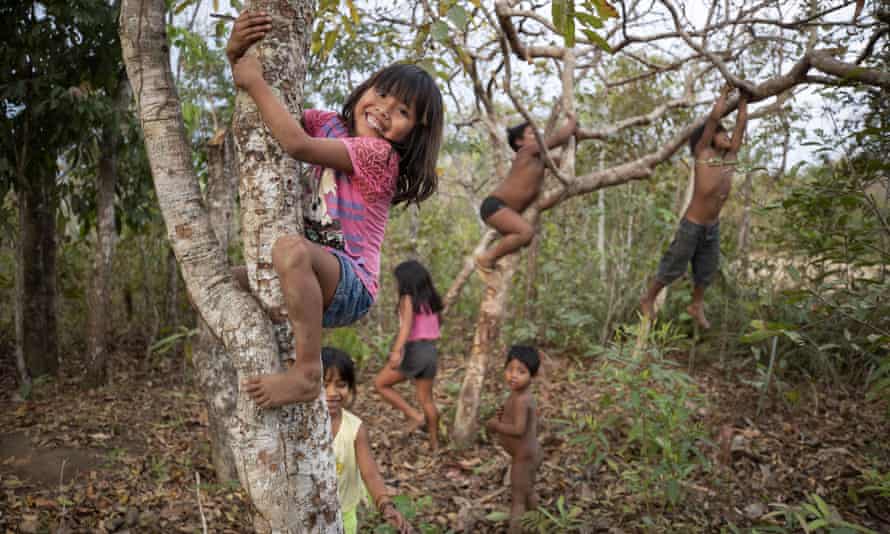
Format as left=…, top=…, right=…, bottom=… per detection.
left=494, top=148, right=550, bottom=213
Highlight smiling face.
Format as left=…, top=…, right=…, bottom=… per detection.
left=504, top=358, right=532, bottom=392
left=324, top=367, right=353, bottom=418
left=353, top=86, right=417, bottom=144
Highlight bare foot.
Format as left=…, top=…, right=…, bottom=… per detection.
left=639, top=296, right=655, bottom=320
left=242, top=366, right=321, bottom=408
left=686, top=304, right=711, bottom=329
left=406, top=415, right=426, bottom=434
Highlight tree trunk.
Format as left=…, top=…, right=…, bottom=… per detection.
left=452, top=249, right=523, bottom=447
left=165, top=248, right=179, bottom=328
left=15, top=167, right=58, bottom=380
left=522, top=230, right=540, bottom=324
left=597, top=189, right=606, bottom=279
left=192, top=127, right=240, bottom=484
left=85, top=83, right=128, bottom=388
left=119, top=0, right=341, bottom=531
left=737, top=171, right=753, bottom=278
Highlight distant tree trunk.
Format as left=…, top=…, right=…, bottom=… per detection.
left=15, top=167, right=58, bottom=380
left=120, top=0, right=340, bottom=530
left=165, top=248, right=179, bottom=327
left=193, top=128, right=239, bottom=484
left=85, top=82, right=128, bottom=388
left=522, top=230, right=540, bottom=324
left=597, top=189, right=606, bottom=279
left=737, top=171, right=753, bottom=277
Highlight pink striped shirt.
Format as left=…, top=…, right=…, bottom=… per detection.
left=301, top=110, right=399, bottom=300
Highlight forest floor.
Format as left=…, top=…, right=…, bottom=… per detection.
left=1, top=333, right=889, bottom=533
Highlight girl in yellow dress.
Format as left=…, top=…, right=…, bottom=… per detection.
left=323, top=347, right=412, bottom=533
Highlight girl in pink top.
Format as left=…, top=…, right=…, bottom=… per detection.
left=228, top=12, right=444, bottom=407
left=374, top=260, right=443, bottom=450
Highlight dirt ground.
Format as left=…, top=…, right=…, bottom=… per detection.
left=1, top=338, right=889, bottom=533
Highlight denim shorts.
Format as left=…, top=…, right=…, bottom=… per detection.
left=322, top=251, right=373, bottom=328
left=655, top=218, right=720, bottom=287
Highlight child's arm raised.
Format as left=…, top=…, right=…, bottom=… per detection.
left=485, top=396, right=530, bottom=437
left=354, top=425, right=412, bottom=533
left=227, top=18, right=356, bottom=175
left=727, top=90, right=748, bottom=156
left=694, top=86, right=732, bottom=156
left=520, top=112, right=578, bottom=158
left=388, top=295, right=414, bottom=369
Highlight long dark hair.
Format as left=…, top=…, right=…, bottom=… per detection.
left=341, top=63, right=444, bottom=205
left=321, top=347, right=356, bottom=397
left=394, top=260, right=443, bottom=314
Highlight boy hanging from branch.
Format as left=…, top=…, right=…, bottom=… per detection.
left=476, top=113, right=578, bottom=275
left=640, top=84, right=749, bottom=329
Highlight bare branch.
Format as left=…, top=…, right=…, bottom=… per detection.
left=810, top=49, right=890, bottom=89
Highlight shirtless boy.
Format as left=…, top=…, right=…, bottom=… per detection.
left=640, top=86, right=748, bottom=329
left=476, top=114, right=578, bottom=272
left=486, top=345, right=543, bottom=533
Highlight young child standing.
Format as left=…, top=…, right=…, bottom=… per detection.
left=476, top=114, right=578, bottom=272
left=322, top=347, right=411, bottom=534
left=227, top=12, right=444, bottom=407
left=485, top=345, right=543, bottom=534
left=640, top=85, right=749, bottom=329
left=373, top=260, right=443, bottom=450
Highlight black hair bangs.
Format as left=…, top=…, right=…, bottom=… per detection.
left=372, top=64, right=440, bottom=128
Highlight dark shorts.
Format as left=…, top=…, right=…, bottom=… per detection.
left=399, top=340, right=438, bottom=379
left=655, top=218, right=720, bottom=287
left=479, top=195, right=507, bottom=221
left=321, top=250, right=373, bottom=328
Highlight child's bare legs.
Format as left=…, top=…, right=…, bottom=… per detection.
left=639, top=279, right=666, bottom=319
left=242, top=234, right=340, bottom=407
left=687, top=285, right=710, bottom=329
left=478, top=208, right=534, bottom=270
left=509, top=457, right=536, bottom=533
left=374, top=366, right=425, bottom=429
left=415, top=377, right=438, bottom=450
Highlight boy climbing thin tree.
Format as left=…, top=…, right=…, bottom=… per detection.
left=476, top=113, right=578, bottom=274
left=640, top=85, right=749, bottom=329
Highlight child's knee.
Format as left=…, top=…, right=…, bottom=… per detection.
left=373, top=374, right=388, bottom=392
left=517, top=226, right=535, bottom=246
left=271, top=234, right=310, bottom=272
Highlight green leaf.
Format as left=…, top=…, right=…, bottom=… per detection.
left=323, top=30, right=337, bottom=57
left=581, top=28, right=611, bottom=52
left=485, top=511, right=510, bottom=522
left=447, top=5, right=468, bottom=29
left=576, top=11, right=603, bottom=29
left=431, top=20, right=450, bottom=42
left=173, top=0, right=194, bottom=15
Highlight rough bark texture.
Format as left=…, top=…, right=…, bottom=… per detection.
left=119, top=0, right=341, bottom=531
left=86, top=83, right=128, bottom=388
left=15, top=168, right=58, bottom=379
left=192, top=128, right=240, bottom=484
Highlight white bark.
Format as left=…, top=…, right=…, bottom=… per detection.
left=119, top=0, right=340, bottom=531
left=86, top=81, right=128, bottom=387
